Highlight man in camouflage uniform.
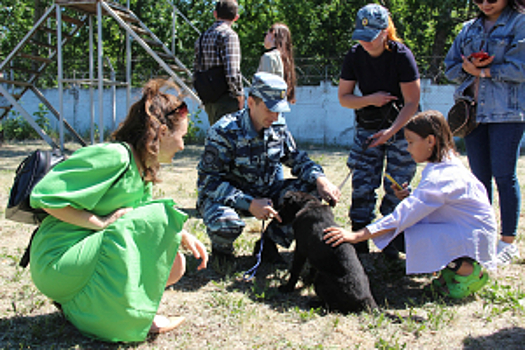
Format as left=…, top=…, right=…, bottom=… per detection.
left=197, top=72, right=341, bottom=264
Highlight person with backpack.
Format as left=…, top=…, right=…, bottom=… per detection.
left=194, top=0, right=244, bottom=126
left=29, top=79, right=208, bottom=342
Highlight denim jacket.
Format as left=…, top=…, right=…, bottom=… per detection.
left=445, top=7, right=525, bottom=123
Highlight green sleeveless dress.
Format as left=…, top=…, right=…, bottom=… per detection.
left=29, top=143, right=187, bottom=342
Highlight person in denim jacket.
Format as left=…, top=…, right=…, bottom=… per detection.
left=445, top=0, right=525, bottom=266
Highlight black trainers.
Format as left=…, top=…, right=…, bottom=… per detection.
left=253, top=235, right=286, bottom=266
left=210, top=248, right=236, bottom=273
left=382, top=232, right=405, bottom=261
left=382, top=244, right=400, bottom=261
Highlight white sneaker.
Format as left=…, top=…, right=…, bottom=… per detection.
left=496, top=240, right=520, bottom=266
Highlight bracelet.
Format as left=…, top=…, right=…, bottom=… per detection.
left=480, top=68, right=486, bottom=78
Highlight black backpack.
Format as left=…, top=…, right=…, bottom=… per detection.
left=6, top=150, right=65, bottom=225
left=6, top=145, right=131, bottom=268
left=5, top=149, right=65, bottom=268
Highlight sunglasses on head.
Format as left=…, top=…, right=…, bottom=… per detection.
left=473, top=0, right=498, bottom=4
left=166, top=101, right=188, bottom=118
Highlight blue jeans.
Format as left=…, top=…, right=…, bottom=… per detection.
left=465, top=122, right=525, bottom=238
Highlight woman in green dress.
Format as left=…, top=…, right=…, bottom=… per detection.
left=29, top=79, right=208, bottom=342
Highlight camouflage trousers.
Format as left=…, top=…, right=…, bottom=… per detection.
left=347, top=127, right=416, bottom=226
left=198, top=179, right=317, bottom=254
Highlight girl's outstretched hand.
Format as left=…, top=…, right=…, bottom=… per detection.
left=180, top=230, right=208, bottom=270
left=323, top=227, right=368, bottom=247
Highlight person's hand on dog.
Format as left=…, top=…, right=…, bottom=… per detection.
left=323, top=227, right=371, bottom=247
left=316, top=176, right=341, bottom=206
left=249, top=198, right=281, bottom=222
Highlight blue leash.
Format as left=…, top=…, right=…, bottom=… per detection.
left=243, top=220, right=266, bottom=281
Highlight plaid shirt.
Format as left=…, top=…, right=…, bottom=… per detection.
left=194, top=21, right=243, bottom=98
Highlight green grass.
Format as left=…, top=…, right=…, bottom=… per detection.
left=0, top=141, right=524, bottom=349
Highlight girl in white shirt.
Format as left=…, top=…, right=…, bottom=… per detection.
left=324, top=110, right=497, bottom=299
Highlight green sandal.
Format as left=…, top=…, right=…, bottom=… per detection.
left=426, top=268, right=455, bottom=296
left=447, top=261, right=489, bottom=299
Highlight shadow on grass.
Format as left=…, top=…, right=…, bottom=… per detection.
left=0, top=312, right=123, bottom=349
left=176, top=248, right=476, bottom=319
left=463, top=326, right=525, bottom=349
left=0, top=311, right=186, bottom=348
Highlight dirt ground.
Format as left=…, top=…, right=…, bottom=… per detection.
left=0, top=140, right=524, bottom=349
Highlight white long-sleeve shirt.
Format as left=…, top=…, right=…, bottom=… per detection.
left=367, top=154, right=497, bottom=274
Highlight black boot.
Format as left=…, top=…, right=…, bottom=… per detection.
left=382, top=243, right=400, bottom=261
left=382, top=231, right=405, bottom=261
left=253, top=232, right=286, bottom=266
left=210, top=246, right=235, bottom=271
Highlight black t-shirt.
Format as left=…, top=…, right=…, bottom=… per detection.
left=340, top=41, right=419, bottom=105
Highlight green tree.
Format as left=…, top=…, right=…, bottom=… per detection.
left=1, top=0, right=483, bottom=86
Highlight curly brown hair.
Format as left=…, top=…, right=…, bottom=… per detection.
left=112, top=79, right=187, bottom=183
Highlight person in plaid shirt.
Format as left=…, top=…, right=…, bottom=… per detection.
left=194, top=0, right=244, bottom=126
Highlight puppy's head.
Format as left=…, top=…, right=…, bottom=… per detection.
left=278, top=191, right=320, bottom=225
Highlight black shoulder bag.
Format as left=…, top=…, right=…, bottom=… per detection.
left=355, top=101, right=402, bottom=131
left=447, top=23, right=480, bottom=138
left=447, top=98, right=478, bottom=138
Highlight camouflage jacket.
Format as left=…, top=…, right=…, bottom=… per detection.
left=197, top=108, right=325, bottom=211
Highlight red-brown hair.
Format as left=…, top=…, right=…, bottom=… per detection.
left=112, top=79, right=187, bottom=183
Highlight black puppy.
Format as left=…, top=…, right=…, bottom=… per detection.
left=278, top=191, right=377, bottom=313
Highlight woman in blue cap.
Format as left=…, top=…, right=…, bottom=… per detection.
left=338, top=3, right=420, bottom=258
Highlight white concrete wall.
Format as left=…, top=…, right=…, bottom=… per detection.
left=7, top=79, right=521, bottom=147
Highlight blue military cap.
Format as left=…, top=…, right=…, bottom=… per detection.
left=352, top=4, right=389, bottom=42
left=250, top=72, right=290, bottom=113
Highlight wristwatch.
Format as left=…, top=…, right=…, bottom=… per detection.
left=480, top=68, right=486, bottom=78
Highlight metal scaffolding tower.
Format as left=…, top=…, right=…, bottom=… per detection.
left=0, top=0, right=201, bottom=150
